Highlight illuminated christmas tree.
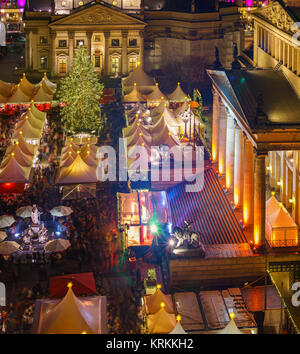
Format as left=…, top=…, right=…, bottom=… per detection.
left=57, top=46, right=104, bottom=134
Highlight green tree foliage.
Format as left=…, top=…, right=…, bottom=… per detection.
left=57, top=46, right=104, bottom=134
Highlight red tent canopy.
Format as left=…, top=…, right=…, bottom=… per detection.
left=50, top=272, right=97, bottom=299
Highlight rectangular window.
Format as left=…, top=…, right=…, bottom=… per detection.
left=76, top=39, right=84, bottom=47
left=59, top=59, right=67, bottom=74
left=129, top=57, right=137, bottom=72
left=59, top=40, right=67, bottom=48
left=129, top=38, right=137, bottom=47
left=40, top=56, right=48, bottom=69
left=111, top=39, right=120, bottom=47
left=94, top=52, right=103, bottom=69
left=40, top=36, right=48, bottom=44
left=111, top=57, right=120, bottom=74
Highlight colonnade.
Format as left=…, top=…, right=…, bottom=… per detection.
left=211, top=89, right=267, bottom=247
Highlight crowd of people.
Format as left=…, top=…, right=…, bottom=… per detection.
left=0, top=104, right=149, bottom=334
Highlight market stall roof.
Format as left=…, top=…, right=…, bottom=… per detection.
left=34, top=285, right=107, bottom=334
left=11, top=135, right=37, bottom=156
left=144, top=287, right=174, bottom=314
left=12, top=119, right=42, bottom=140
left=19, top=75, right=36, bottom=96
left=0, top=80, right=14, bottom=97
left=266, top=195, right=280, bottom=216
left=7, top=85, right=31, bottom=104
left=1, top=145, right=33, bottom=168
left=169, top=320, right=187, bottom=334
left=0, top=156, right=31, bottom=183
left=147, top=306, right=176, bottom=334
left=219, top=316, right=243, bottom=334
left=123, top=84, right=146, bottom=103
left=168, top=82, right=189, bottom=102
left=145, top=83, right=167, bottom=102
left=123, top=66, right=156, bottom=91
left=267, top=206, right=297, bottom=228
left=31, top=84, right=54, bottom=103
left=56, top=154, right=98, bottom=184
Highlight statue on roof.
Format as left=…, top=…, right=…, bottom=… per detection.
left=213, top=46, right=222, bottom=69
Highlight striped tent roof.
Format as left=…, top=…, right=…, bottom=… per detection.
left=167, top=168, right=247, bottom=245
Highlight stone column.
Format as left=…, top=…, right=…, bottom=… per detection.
left=269, top=151, right=276, bottom=188
left=225, top=109, right=235, bottom=190
left=139, top=31, right=144, bottom=68
left=121, top=30, right=128, bottom=76
left=280, top=151, right=287, bottom=204
left=233, top=124, right=244, bottom=207
left=218, top=100, right=227, bottom=175
left=104, top=31, right=110, bottom=75
left=50, top=30, right=57, bottom=76
left=254, top=152, right=267, bottom=247
left=86, top=31, right=93, bottom=58
left=68, top=31, right=74, bottom=70
left=292, top=151, right=300, bottom=225
left=31, top=28, right=38, bottom=70
left=243, top=139, right=254, bottom=225
left=212, top=89, right=220, bottom=162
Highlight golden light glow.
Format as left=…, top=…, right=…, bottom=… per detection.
left=271, top=191, right=276, bottom=196
left=176, top=315, right=181, bottom=322
left=157, top=284, right=161, bottom=289
left=160, top=302, right=165, bottom=309
left=229, top=312, right=235, bottom=320
left=81, top=331, right=87, bottom=334
left=243, top=204, right=248, bottom=224
left=254, top=224, right=260, bottom=245
left=225, top=169, right=231, bottom=189
left=67, top=282, right=72, bottom=288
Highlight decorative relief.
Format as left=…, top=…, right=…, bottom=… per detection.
left=258, top=3, right=295, bottom=33
left=72, top=10, right=113, bottom=24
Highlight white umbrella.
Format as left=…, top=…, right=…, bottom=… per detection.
left=0, top=231, right=7, bottom=242
left=16, top=206, right=33, bottom=218
left=0, top=241, right=20, bottom=254
left=0, top=215, right=15, bottom=229
left=50, top=206, right=73, bottom=217
left=44, top=239, right=71, bottom=252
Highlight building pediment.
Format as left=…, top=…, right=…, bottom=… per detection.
left=49, top=3, right=145, bottom=28
left=255, top=1, right=295, bottom=33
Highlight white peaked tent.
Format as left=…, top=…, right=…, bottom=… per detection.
left=168, top=82, right=189, bottom=102
left=144, top=286, right=174, bottom=315
left=34, top=285, right=107, bottom=334
left=219, top=316, right=243, bottom=334
left=151, top=101, right=168, bottom=119
left=145, top=83, right=167, bottom=103
left=0, top=80, right=14, bottom=97
left=7, top=85, right=31, bottom=104
left=0, top=155, right=31, bottom=183
left=126, top=127, right=152, bottom=148
left=19, top=75, right=36, bottom=97
left=31, top=84, right=53, bottom=103
left=147, top=305, right=176, bottom=334
left=266, top=195, right=280, bottom=216
left=265, top=195, right=298, bottom=247
left=122, top=66, right=156, bottom=94
left=123, top=84, right=146, bottom=103
left=169, top=317, right=187, bottom=334
left=60, top=153, right=75, bottom=168
left=1, top=146, right=33, bottom=168
left=7, top=135, right=37, bottom=156
left=56, top=154, right=98, bottom=184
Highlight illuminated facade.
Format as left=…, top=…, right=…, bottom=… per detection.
left=0, top=0, right=25, bottom=32
left=23, top=0, right=243, bottom=77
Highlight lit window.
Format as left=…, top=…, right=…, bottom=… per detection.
left=129, top=57, right=137, bottom=72
left=129, top=38, right=137, bottom=47
left=40, top=56, right=47, bottom=69
left=40, top=36, right=48, bottom=44
left=111, top=39, right=119, bottom=47
left=111, top=57, right=120, bottom=74
left=59, top=40, right=67, bottom=48
left=59, top=59, right=67, bottom=73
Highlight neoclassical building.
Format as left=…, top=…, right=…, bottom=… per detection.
left=23, top=0, right=146, bottom=77
left=23, top=0, right=243, bottom=78
left=208, top=67, right=300, bottom=248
